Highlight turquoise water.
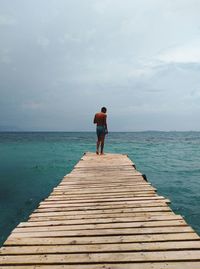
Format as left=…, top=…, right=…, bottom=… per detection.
left=0, top=131, right=200, bottom=245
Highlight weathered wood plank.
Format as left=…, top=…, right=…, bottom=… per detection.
left=5, top=233, right=199, bottom=246
left=1, top=250, right=200, bottom=264
left=17, top=214, right=183, bottom=227
left=44, top=195, right=167, bottom=204
left=57, top=183, right=151, bottom=189
left=2, top=241, right=200, bottom=255
left=35, top=202, right=170, bottom=213
left=52, top=187, right=156, bottom=195
left=33, top=204, right=169, bottom=213
left=2, top=262, right=200, bottom=269
left=27, top=212, right=176, bottom=222
left=46, top=193, right=159, bottom=201
left=62, top=176, right=145, bottom=182
left=9, top=226, right=194, bottom=238
left=13, top=220, right=187, bottom=233
left=49, top=191, right=156, bottom=198
left=42, top=199, right=170, bottom=205
left=61, top=176, right=145, bottom=181
left=30, top=206, right=171, bottom=218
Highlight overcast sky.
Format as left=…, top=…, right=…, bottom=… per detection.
left=0, top=0, right=200, bottom=131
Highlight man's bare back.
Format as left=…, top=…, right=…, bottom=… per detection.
left=93, top=112, right=107, bottom=126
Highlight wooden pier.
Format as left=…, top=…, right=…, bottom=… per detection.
left=1, top=152, right=200, bottom=268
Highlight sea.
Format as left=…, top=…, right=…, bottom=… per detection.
left=0, top=131, right=200, bottom=246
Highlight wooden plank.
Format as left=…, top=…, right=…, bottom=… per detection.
left=74, top=164, right=134, bottom=168
left=18, top=215, right=184, bottom=227
left=67, top=175, right=142, bottom=178
left=62, top=175, right=145, bottom=180
left=66, top=171, right=140, bottom=174
left=1, top=262, right=200, bottom=269
left=44, top=196, right=168, bottom=204
left=60, top=181, right=147, bottom=185
left=68, top=172, right=142, bottom=177
left=51, top=190, right=156, bottom=197
left=40, top=198, right=168, bottom=205
left=52, top=187, right=155, bottom=192
left=54, top=186, right=154, bottom=192
left=38, top=199, right=170, bottom=207
left=34, top=204, right=169, bottom=213
left=57, top=183, right=151, bottom=189
left=1, top=250, right=200, bottom=264
left=64, top=178, right=143, bottom=182
left=13, top=220, right=187, bottom=233
left=46, top=193, right=159, bottom=201
left=5, top=233, right=199, bottom=246
left=62, top=175, right=144, bottom=180
left=28, top=212, right=175, bottom=222
left=30, top=206, right=171, bottom=217
left=49, top=191, right=156, bottom=199
left=52, top=187, right=156, bottom=195
left=64, top=172, right=142, bottom=176
left=2, top=241, right=200, bottom=255
left=9, top=226, right=194, bottom=238
left=35, top=202, right=170, bottom=212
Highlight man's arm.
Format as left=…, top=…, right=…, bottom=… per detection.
left=104, top=115, right=108, bottom=133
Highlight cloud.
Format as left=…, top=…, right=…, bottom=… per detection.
left=37, top=37, right=50, bottom=49
left=158, top=40, right=200, bottom=64
left=93, top=0, right=111, bottom=14
left=22, top=101, right=43, bottom=110
left=0, top=49, right=11, bottom=64
left=60, top=33, right=81, bottom=44
left=0, top=0, right=200, bottom=131
left=0, top=14, right=16, bottom=26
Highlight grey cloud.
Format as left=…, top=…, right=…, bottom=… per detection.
left=0, top=14, right=17, bottom=26
left=0, top=0, right=200, bottom=131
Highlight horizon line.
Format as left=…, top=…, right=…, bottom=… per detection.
left=1, top=130, right=200, bottom=133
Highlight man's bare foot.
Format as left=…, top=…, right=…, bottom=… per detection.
left=96, top=151, right=99, bottom=155
left=100, top=152, right=104, bottom=155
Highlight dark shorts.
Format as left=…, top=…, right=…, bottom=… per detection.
left=96, top=126, right=106, bottom=137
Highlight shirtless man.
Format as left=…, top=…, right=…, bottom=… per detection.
left=93, top=107, right=108, bottom=155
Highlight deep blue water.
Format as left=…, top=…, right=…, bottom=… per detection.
left=0, top=131, right=200, bottom=245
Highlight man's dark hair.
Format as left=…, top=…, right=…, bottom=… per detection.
left=101, top=107, right=107, bottom=113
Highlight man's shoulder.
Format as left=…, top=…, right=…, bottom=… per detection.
left=96, top=112, right=106, bottom=116
left=95, top=112, right=107, bottom=121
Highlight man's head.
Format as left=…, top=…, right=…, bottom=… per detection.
left=101, top=107, right=107, bottom=113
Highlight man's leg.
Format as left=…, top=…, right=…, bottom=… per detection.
left=96, top=136, right=100, bottom=154
left=100, top=135, right=105, bottom=154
